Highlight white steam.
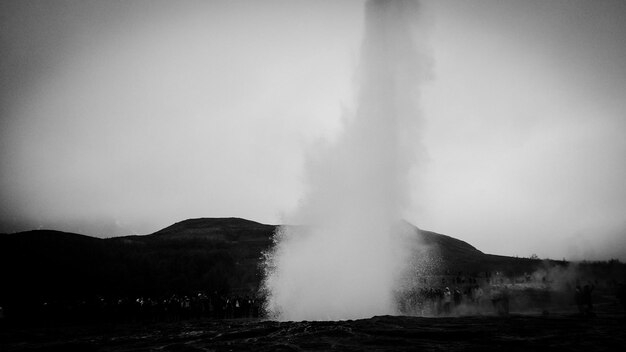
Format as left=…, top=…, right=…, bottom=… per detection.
left=262, top=0, right=430, bottom=321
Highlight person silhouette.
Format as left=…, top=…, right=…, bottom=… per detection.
left=443, top=287, right=452, bottom=315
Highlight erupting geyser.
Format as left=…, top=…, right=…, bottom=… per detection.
left=262, top=0, right=429, bottom=321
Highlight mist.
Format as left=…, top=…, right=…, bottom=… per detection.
left=2, top=0, right=625, bottom=262
left=262, top=0, right=430, bottom=321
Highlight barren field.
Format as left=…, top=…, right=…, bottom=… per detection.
left=2, top=310, right=625, bottom=352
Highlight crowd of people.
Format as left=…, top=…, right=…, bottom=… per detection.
left=2, top=291, right=264, bottom=326
left=395, top=271, right=516, bottom=316
left=397, top=284, right=509, bottom=317
left=2, top=270, right=624, bottom=326
left=395, top=271, right=622, bottom=317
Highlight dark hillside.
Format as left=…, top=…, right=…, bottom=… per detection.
left=0, top=220, right=543, bottom=301
left=0, top=217, right=577, bottom=323
left=150, top=217, right=275, bottom=241
left=112, top=218, right=276, bottom=294
left=0, top=230, right=107, bottom=299
left=416, top=229, right=486, bottom=272
left=416, top=229, right=546, bottom=274
left=0, top=219, right=277, bottom=314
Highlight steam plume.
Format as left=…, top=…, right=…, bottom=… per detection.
left=262, top=0, right=429, bottom=321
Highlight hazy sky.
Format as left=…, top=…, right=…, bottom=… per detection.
left=1, top=0, right=625, bottom=261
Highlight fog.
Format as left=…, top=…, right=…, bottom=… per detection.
left=1, top=0, right=626, bottom=261
left=261, top=0, right=429, bottom=321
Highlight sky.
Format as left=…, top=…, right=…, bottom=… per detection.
left=1, top=0, right=625, bottom=261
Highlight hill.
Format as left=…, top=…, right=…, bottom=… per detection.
left=0, top=218, right=553, bottom=312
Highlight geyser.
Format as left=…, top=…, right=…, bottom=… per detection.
left=262, top=0, right=429, bottom=321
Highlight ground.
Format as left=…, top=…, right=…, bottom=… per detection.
left=2, top=311, right=625, bottom=352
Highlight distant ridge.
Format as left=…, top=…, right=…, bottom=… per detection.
left=418, top=230, right=482, bottom=253
left=154, top=217, right=272, bottom=233
left=150, top=217, right=275, bottom=240
left=2, top=229, right=100, bottom=241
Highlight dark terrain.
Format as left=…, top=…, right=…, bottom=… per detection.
left=2, top=313, right=625, bottom=351
left=0, top=217, right=562, bottom=304
left=1, top=218, right=625, bottom=351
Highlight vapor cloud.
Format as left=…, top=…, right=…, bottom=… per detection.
left=1, top=0, right=625, bottom=261
left=262, top=0, right=430, bottom=321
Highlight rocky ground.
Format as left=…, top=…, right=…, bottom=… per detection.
left=2, top=310, right=625, bottom=352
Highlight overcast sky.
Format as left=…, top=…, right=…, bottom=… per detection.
left=1, top=0, right=625, bottom=261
